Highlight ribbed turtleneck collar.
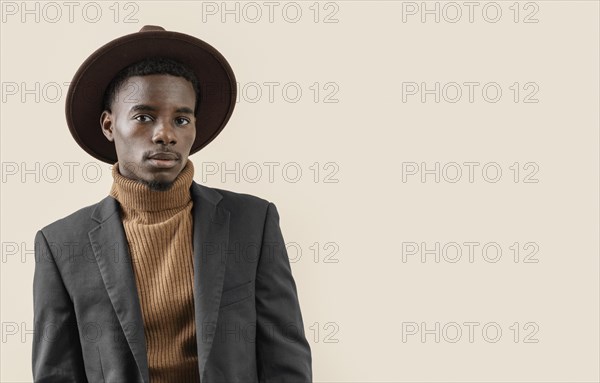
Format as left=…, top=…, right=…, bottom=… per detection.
left=109, top=160, right=194, bottom=212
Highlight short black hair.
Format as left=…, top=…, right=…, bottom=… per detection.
left=102, top=57, right=200, bottom=114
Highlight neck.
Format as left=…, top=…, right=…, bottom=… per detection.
left=109, top=160, right=195, bottom=212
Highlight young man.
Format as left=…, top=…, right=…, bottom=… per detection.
left=32, top=25, right=312, bottom=383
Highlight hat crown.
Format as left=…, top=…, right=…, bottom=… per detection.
left=139, top=25, right=165, bottom=32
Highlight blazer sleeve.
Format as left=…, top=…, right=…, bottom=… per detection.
left=255, top=202, right=313, bottom=382
left=32, top=230, right=89, bottom=382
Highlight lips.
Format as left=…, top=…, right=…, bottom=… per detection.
left=148, top=152, right=178, bottom=161
left=147, top=152, right=180, bottom=169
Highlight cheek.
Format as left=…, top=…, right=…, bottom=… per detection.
left=185, top=127, right=197, bottom=146
left=112, top=125, right=142, bottom=153
left=114, top=121, right=141, bottom=142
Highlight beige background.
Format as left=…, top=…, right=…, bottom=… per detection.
left=1, top=0, right=599, bottom=381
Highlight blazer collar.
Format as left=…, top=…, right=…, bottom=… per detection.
left=89, top=181, right=230, bottom=383
left=90, top=180, right=223, bottom=223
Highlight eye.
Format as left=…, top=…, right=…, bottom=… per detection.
left=134, top=114, right=153, bottom=123
left=175, top=117, right=191, bottom=126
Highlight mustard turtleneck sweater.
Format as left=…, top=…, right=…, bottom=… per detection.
left=109, top=160, right=201, bottom=383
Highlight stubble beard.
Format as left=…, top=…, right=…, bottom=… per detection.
left=140, top=179, right=174, bottom=191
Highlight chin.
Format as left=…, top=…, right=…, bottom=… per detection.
left=144, top=167, right=182, bottom=188
left=140, top=178, right=175, bottom=191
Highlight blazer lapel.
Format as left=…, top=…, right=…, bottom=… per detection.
left=89, top=196, right=150, bottom=383
left=190, top=181, right=231, bottom=380
left=88, top=181, right=230, bottom=383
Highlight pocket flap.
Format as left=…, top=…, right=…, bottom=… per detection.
left=219, top=280, right=253, bottom=308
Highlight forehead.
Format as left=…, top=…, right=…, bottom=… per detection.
left=115, top=74, right=195, bottom=107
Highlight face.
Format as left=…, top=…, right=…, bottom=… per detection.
left=100, top=74, right=196, bottom=190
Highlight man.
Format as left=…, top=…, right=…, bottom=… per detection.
left=32, top=25, right=312, bottom=383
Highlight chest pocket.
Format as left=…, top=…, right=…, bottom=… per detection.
left=219, top=280, right=253, bottom=309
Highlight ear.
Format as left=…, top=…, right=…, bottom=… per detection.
left=100, top=110, right=114, bottom=142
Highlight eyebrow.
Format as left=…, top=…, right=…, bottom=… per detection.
left=129, top=104, right=194, bottom=115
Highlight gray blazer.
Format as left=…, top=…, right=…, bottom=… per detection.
left=32, top=181, right=312, bottom=382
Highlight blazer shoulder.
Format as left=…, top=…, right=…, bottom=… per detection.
left=196, top=182, right=271, bottom=212
left=38, top=196, right=111, bottom=239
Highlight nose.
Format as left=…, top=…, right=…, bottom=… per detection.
left=152, top=119, right=177, bottom=146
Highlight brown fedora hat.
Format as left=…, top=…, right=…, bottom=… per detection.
left=65, top=25, right=237, bottom=164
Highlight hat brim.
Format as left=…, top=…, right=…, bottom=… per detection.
left=66, top=29, right=237, bottom=164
